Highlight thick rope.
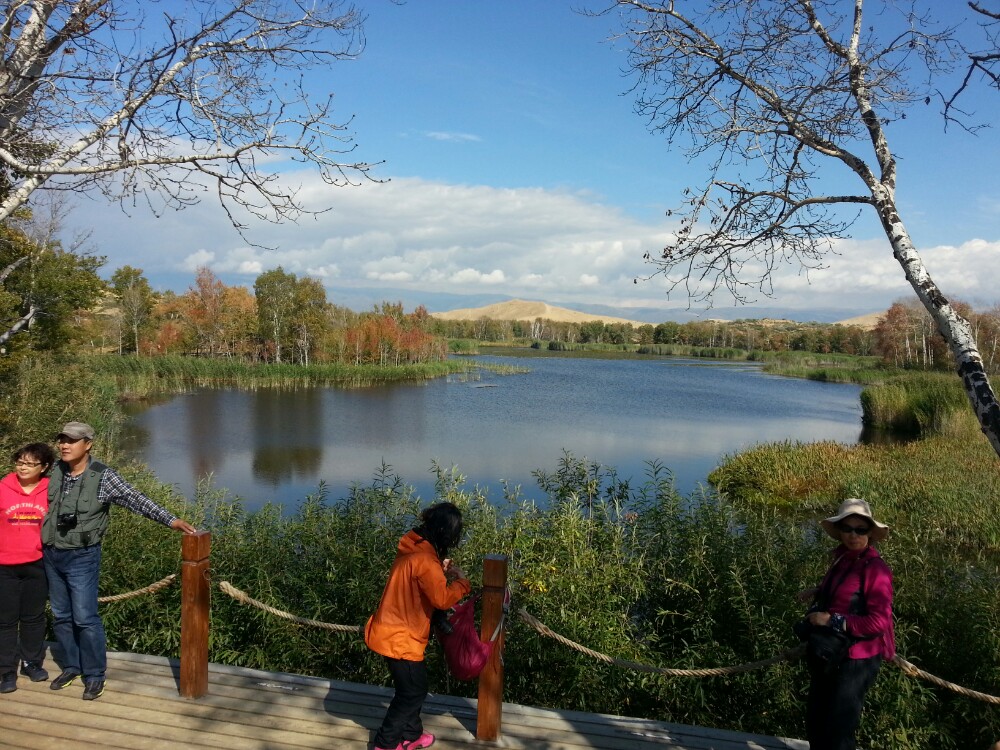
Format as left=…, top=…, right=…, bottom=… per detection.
left=97, top=573, right=176, bottom=603
left=892, top=655, right=1000, bottom=705
left=518, top=608, right=803, bottom=677
left=218, top=581, right=361, bottom=634
left=519, top=608, right=1000, bottom=703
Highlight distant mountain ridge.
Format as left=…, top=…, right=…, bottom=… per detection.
left=429, top=299, right=647, bottom=326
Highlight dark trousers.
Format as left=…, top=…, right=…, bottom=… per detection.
left=0, top=559, right=49, bottom=673
left=806, top=655, right=881, bottom=750
left=373, top=657, right=428, bottom=748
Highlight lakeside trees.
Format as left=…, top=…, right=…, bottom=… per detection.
left=605, top=0, right=1000, bottom=456
left=0, top=211, right=104, bottom=362
left=86, top=266, right=445, bottom=366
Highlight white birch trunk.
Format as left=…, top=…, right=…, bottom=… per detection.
left=873, top=186, right=1000, bottom=455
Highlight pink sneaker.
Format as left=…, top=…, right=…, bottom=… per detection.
left=403, top=734, right=435, bottom=750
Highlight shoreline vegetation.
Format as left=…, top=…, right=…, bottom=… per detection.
left=1, top=350, right=998, bottom=749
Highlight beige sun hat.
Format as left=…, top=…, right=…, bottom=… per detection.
left=820, top=498, right=889, bottom=543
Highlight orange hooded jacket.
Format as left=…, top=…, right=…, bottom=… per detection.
left=365, top=529, right=472, bottom=661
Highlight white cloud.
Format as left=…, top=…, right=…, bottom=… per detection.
left=449, top=268, right=506, bottom=284
left=78, top=171, right=1000, bottom=319
left=238, top=260, right=264, bottom=274
left=182, top=249, right=215, bottom=271
left=424, top=131, right=482, bottom=142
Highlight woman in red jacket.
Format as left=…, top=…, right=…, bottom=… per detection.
left=800, top=498, right=894, bottom=750
left=0, top=443, right=56, bottom=694
left=365, top=502, right=471, bottom=750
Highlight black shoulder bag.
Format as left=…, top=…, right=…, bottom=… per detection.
left=794, top=550, right=872, bottom=675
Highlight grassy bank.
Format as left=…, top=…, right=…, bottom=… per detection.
left=85, top=353, right=476, bottom=396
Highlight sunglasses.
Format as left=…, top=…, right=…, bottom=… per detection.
left=838, top=523, right=872, bottom=536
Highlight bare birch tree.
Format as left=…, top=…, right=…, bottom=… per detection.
left=0, top=0, right=376, bottom=227
left=605, top=0, right=1000, bottom=457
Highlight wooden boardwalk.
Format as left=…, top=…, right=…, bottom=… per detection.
left=0, top=651, right=808, bottom=750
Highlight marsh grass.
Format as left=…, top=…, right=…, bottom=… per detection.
left=860, top=373, right=972, bottom=435
left=759, top=352, right=889, bottom=384
left=86, top=354, right=474, bottom=396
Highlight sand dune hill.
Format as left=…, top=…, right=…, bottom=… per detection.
left=834, top=311, right=885, bottom=330
left=430, top=299, right=647, bottom=326
left=431, top=298, right=887, bottom=329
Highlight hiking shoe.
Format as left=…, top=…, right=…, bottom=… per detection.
left=404, top=734, right=435, bottom=750
left=0, top=671, right=15, bottom=694
left=49, top=669, right=80, bottom=690
left=20, top=661, right=48, bottom=682
left=82, top=678, right=105, bottom=701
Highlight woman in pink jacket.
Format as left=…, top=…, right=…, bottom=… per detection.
left=365, top=502, right=471, bottom=750
left=0, top=443, right=56, bottom=694
left=800, top=498, right=894, bottom=750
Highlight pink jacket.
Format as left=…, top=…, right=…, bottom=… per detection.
left=0, top=472, right=49, bottom=565
left=820, top=544, right=895, bottom=660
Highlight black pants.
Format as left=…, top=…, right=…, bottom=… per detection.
left=373, top=657, right=428, bottom=748
left=806, top=655, right=882, bottom=750
left=0, top=560, right=48, bottom=673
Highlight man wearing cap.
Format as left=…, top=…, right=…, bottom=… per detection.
left=42, top=422, right=197, bottom=701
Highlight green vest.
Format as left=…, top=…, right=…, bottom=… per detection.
left=42, top=459, right=111, bottom=549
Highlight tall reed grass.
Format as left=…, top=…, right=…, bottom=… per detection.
left=84, top=353, right=474, bottom=396
left=860, top=372, right=972, bottom=435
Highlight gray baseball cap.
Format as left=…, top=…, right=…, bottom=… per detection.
left=56, top=422, right=96, bottom=441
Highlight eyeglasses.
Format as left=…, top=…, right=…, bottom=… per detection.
left=14, top=460, right=42, bottom=468
left=838, top=523, right=871, bottom=536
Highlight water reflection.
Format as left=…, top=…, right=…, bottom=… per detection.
left=250, top=388, right=323, bottom=484
left=123, top=356, right=867, bottom=509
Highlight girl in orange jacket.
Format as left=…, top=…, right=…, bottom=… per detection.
left=365, top=502, right=471, bottom=750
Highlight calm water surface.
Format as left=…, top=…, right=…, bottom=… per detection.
left=123, top=356, right=864, bottom=509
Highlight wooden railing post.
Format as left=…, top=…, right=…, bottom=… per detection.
left=180, top=531, right=211, bottom=699
left=476, top=554, right=508, bottom=742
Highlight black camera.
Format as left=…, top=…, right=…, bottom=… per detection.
left=431, top=608, right=454, bottom=636
left=793, top=617, right=812, bottom=642
left=57, top=512, right=78, bottom=531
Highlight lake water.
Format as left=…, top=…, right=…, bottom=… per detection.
left=122, top=355, right=865, bottom=509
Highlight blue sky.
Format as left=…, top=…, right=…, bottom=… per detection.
left=76, top=0, right=1000, bottom=323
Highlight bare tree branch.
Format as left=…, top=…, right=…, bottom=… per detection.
left=944, top=1, right=1000, bottom=123
left=0, top=0, right=380, bottom=237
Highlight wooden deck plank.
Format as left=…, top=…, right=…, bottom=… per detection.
left=0, top=651, right=807, bottom=750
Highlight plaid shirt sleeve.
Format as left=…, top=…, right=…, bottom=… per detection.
left=98, top=468, right=178, bottom=527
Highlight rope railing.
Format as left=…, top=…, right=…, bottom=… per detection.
left=209, top=579, right=1000, bottom=705
left=218, top=580, right=361, bottom=634
left=518, top=607, right=804, bottom=677
left=97, top=573, right=177, bottom=603
left=891, top=655, right=1000, bottom=705
left=520, top=607, right=1000, bottom=704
